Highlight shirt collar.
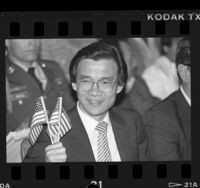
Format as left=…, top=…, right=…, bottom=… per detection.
left=180, top=86, right=191, bottom=106
left=31, top=61, right=43, bottom=73
left=12, top=59, right=38, bottom=72
left=77, top=102, right=110, bottom=130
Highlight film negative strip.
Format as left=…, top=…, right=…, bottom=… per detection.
left=0, top=10, right=199, bottom=188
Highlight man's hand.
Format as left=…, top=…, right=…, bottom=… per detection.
left=45, top=142, right=67, bottom=162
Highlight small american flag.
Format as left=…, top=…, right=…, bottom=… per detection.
left=48, top=97, right=72, bottom=141
left=29, top=97, right=47, bottom=145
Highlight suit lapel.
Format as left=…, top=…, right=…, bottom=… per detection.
left=63, top=106, right=95, bottom=161
left=173, top=90, right=191, bottom=141
left=109, top=109, right=133, bottom=161
left=174, top=90, right=191, bottom=126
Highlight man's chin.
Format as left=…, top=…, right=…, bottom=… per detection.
left=88, top=112, right=107, bottom=121
left=84, top=107, right=106, bottom=119
left=86, top=109, right=104, bottom=116
left=26, top=54, right=38, bottom=61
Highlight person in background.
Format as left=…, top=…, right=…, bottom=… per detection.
left=142, top=38, right=180, bottom=100
left=117, top=39, right=160, bottom=115
left=143, top=38, right=191, bottom=160
left=6, top=39, right=76, bottom=162
left=6, top=39, right=75, bottom=133
left=24, top=41, right=149, bottom=162
left=6, top=76, right=18, bottom=134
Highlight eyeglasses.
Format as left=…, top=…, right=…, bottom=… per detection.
left=77, top=78, right=118, bottom=93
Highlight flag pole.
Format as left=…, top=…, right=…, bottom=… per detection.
left=40, top=96, right=53, bottom=144
left=58, top=97, right=62, bottom=142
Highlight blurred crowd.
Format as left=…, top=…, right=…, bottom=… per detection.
left=6, top=37, right=182, bottom=162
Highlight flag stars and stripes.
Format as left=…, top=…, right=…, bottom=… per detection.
left=29, top=97, right=47, bottom=145
left=48, top=98, right=72, bottom=142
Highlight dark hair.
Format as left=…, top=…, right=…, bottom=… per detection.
left=160, top=37, right=179, bottom=55
left=69, top=41, right=128, bottom=85
left=175, top=38, right=191, bottom=66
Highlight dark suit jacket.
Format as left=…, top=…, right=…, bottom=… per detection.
left=24, top=105, right=149, bottom=162
left=143, top=89, right=191, bottom=161
left=119, top=74, right=160, bottom=116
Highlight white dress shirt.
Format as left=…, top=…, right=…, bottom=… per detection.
left=77, top=102, right=121, bottom=162
left=180, top=86, right=191, bottom=106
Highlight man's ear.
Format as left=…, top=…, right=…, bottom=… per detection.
left=5, top=39, right=10, bottom=48
left=116, top=84, right=124, bottom=94
left=5, top=40, right=11, bottom=56
left=72, top=82, right=77, bottom=91
left=177, top=64, right=187, bottom=81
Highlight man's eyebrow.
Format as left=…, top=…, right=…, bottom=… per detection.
left=100, top=77, right=114, bottom=81
left=78, top=75, right=114, bottom=80
left=78, top=75, right=91, bottom=79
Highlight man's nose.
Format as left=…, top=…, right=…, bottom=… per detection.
left=88, top=83, right=102, bottom=96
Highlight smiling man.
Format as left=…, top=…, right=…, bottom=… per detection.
left=24, top=41, right=149, bottom=162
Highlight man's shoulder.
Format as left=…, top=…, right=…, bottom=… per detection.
left=38, top=59, right=67, bottom=81
left=6, top=57, right=25, bottom=76
left=110, top=106, right=141, bottom=122
left=110, top=107, right=143, bottom=135
left=39, top=59, right=63, bottom=71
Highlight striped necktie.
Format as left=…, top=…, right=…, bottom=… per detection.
left=95, top=121, right=112, bottom=162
